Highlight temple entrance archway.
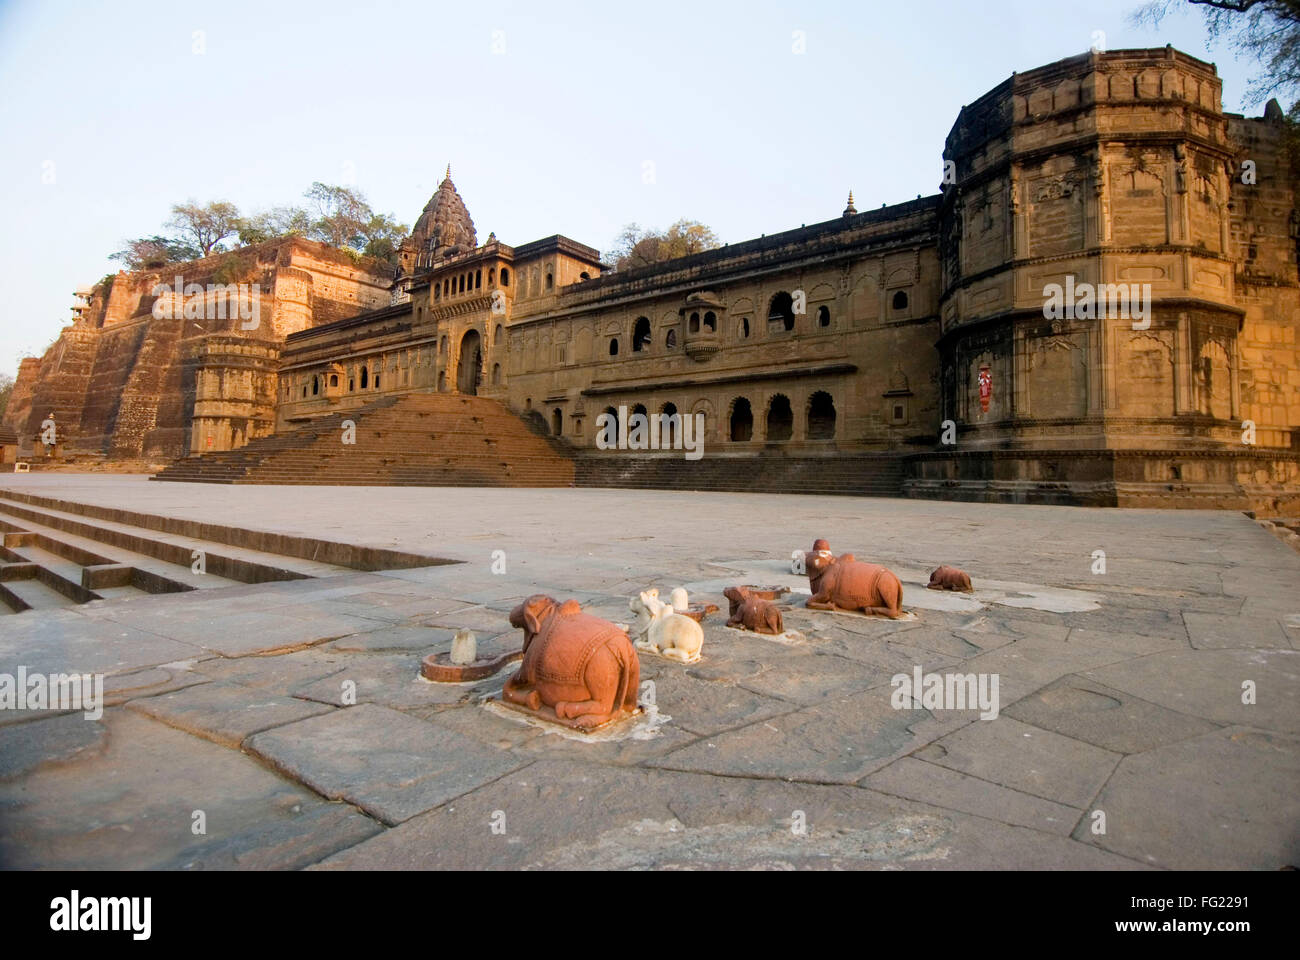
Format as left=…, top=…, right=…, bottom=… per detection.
left=457, top=329, right=483, bottom=395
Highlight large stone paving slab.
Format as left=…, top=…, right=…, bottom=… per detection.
left=0, top=712, right=107, bottom=780
left=1073, top=726, right=1300, bottom=869
left=1081, top=647, right=1300, bottom=735
left=918, top=716, right=1120, bottom=809
left=862, top=757, right=1082, bottom=835
left=311, top=759, right=1145, bottom=870
left=126, top=681, right=335, bottom=748
left=0, top=710, right=380, bottom=870
left=1003, top=675, right=1222, bottom=755
left=651, top=687, right=976, bottom=784
left=245, top=704, right=528, bottom=825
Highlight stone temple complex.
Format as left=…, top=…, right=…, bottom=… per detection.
left=6, top=47, right=1299, bottom=511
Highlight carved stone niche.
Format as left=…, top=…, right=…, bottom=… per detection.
left=681, top=291, right=725, bottom=362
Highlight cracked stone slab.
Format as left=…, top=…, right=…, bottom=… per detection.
left=127, top=681, right=335, bottom=748
left=245, top=703, right=527, bottom=825
left=1081, top=648, right=1300, bottom=735
left=651, top=687, right=975, bottom=784
left=860, top=757, right=1082, bottom=835
left=0, top=709, right=379, bottom=870
left=328, top=626, right=457, bottom=654
left=918, top=716, right=1121, bottom=809
left=0, top=613, right=201, bottom=728
left=194, top=648, right=349, bottom=697
left=103, top=662, right=210, bottom=707
left=310, top=758, right=1144, bottom=870
left=956, top=635, right=1137, bottom=706
left=0, top=712, right=108, bottom=780
left=1183, top=612, right=1290, bottom=650
left=1003, top=675, right=1222, bottom=755
left=1073, top=726, right=1300, bottom=869
left=735, top=650, right=893, bottom=706
left=638, top=668, right=795, bottom=738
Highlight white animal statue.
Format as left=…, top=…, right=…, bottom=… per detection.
left=627, top=588, right=704, bottom=663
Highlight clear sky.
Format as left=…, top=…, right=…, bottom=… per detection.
left=0, top=0, right=1261, bottom=381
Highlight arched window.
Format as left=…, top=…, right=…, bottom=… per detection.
left=808, top=391, right=836, bottom=439
left=817, top=305, right=830, bottom=327
left=349, top=378, right=355, bottom=391
left=552, top=408, right=563, bottom=436
left=766, top=395, right=793, bottom=441
left=632, top=316, right=651, bottom=352
left=492, top=363, right=501, bottom=385
left=892, top=290, right=909, bottom=311
left=312, top=376, right=319, bottom=396
left=302, top=385, right=308, bottom=398
left=501, top=267, right=510, bottom=286
left=703, top=311, right=716, bottom=331
left=329, top=374, right=338, bottom=387
left=434, top=285, right=440, bottom=300
left=665, top=329, right=677, bottom=349
left=495, top=323, right=503, bottom=344
left=546, top=272, right=554, bottom=290
left=769, top=293, right=796, bottom=332
left=360, top=367, right=368, bottom=389
left=374, top=374, right=381, bottom=390
left=661, top=402, right=680, bottom=447
left=729, top=398, right=753, bottom=442
left=475, top=269, right=482, bottom=289
left=739, top=317, right=750, bottom=339
left=488, top=268, right=495, bottom=285
left=689, top=312, right=700, bottom=333
left=603, top=405, right=620, bottom=436
left=580, top=271, right=590, bottom=280
left=609, top=338, right=619, bottom=356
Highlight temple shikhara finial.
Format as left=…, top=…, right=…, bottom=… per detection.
left=843, top=190, right=857, bottom=216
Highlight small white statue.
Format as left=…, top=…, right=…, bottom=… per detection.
left=627, top=588, right=704, bottom=663
left=450, top=628, right=477, bottom=665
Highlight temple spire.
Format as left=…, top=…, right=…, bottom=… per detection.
left=843, top=190, right=857, bottom=216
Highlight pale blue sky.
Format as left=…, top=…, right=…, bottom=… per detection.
left=0, top=0, right=1258, bottom=380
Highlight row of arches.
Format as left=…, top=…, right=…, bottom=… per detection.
left=585, top=392, right=837, bottom=443
left=297, top=364, right=383, bottom=398
left=727, top=392, right=836, bottom=441
left=434, top=266, right=510, bottom=301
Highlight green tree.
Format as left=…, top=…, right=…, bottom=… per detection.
left=305, top=182, right=371, bottom=248
left=303, top=183, right=407, bottom=261
left=166, top=200, right=242, bottom=257
left=235, top=205, right=313, bottom=246
left=609, top=219, right=722, bottom=271
left=109, top=235, right=201, bottom=270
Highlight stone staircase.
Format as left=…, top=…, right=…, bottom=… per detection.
left=574, top=452, right=906, bottom=497
left=152, top=393, right=577, bottom=487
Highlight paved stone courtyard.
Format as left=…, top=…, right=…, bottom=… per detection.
left=1, top=475, right=1297, bottom=870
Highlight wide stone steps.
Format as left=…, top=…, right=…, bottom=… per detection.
left=153, top=393, right=577, bottom=487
